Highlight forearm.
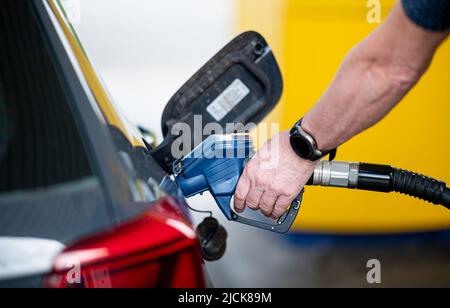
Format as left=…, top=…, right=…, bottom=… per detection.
left=302, top=2, right=448, bottom=150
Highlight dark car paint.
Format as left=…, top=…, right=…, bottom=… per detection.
left=0, top=0, right=195, bottom=285
left=33, top=0, right=137, bottom=221
left=33, top=0, right=189, bottom=221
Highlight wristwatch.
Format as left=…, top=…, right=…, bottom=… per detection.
left=289, top=118, right=337, bottom=161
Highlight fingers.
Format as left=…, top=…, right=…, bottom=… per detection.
left=233, top=156, right=292, bottom=218
left=245, top=186, right=264, bottom=211
left=234, top=175, right=250, bottom=213
left=232, top=130, right=316, bottom=221
left=259, top=192, right=278, bottom=217
left=271, top=195, right=293, bottom=220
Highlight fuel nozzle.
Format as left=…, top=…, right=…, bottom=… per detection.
left=174, top=134, right=302, bottom=234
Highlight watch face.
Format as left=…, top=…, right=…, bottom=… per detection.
left=290, top=134, right=313, bottom=159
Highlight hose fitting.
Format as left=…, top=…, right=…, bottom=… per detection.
left=311, top=161, right=359, bottom=188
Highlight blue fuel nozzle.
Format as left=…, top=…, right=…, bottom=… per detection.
left=173, top=134, right=302, bottom=234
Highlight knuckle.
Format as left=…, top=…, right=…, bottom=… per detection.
left=246, top=201, right=259, bottom=210
left=268, top=182, right=282, bottom=194
left=245, top=161, right=258, bottom=174
left=272, top=207, right=285, bottom=218
left=235, top=189, right=246, bottom=202
left=274, top=202, right=289, bottom=213
left=246, top=194, right=259, bottom=209
left=255, top=174, right=267, bottom=187
left=281, top=187, right=297, bottom=198
left=238, top=174, right=250, bottom=185
left=259, top=201, right=272, bottom=212
left=260, top=206, right=273, bottom=217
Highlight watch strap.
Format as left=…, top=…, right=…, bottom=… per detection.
left=290, top=118, right=337, bottom=161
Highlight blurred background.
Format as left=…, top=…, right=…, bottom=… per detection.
left=65, top=0, right=450, bottom=287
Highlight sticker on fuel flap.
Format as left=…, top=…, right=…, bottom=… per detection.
left=207, top=79, right=250, bottom=121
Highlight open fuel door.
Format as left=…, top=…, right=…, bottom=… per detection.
left=152, top=31, right=283, bottom=173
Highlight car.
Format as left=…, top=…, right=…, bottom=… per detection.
left=0, top=0, right=209, bottom=288
left=0, top=0, right=281, bottom=288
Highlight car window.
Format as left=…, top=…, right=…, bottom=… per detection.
left=53, top=0, right=172, bottom=200
left=0, top=0, right=110, bottom=244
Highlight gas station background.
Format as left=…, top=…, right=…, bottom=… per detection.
left=73, top=0, right=450, bottom=235
left=239, top=0, right=450, bottom=234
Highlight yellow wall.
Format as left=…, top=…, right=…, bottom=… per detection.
left=237, top=0, right=288, bottom=146
left=238, top=0, right=450, bottom=234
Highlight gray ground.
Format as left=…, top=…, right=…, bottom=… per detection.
left=190, top=194, right=450, bottom=288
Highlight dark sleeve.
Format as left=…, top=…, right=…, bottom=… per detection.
left=402, top=0, right=450, bottom=31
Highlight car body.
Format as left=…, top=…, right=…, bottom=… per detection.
left=0, top=0, right=207, bottom=288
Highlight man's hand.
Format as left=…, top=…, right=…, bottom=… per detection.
left=234, top=130, right=317, bottom=219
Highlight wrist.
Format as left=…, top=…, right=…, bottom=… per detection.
left=282, top=130, right=318, bottom=167
left=301, top=115, right=336, bottom=151
left=289, top=119, right=337, bottom=162
left=284, top=133, right=319, bottom=170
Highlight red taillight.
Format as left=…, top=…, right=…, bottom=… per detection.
left=44, top=197, right=206, bottom=288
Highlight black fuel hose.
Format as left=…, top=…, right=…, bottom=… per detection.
left=309, top=162, right=450, bottom=210
left=357, top=163, right=450, bottom=209
left=443, top=188, right=450, bottom=208
left=392, top=169, right=450, bottom=209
